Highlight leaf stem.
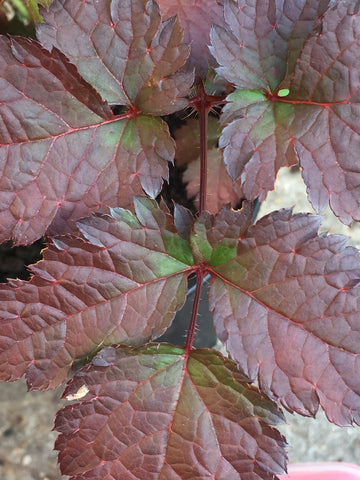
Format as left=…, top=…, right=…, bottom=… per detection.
left=196, top=81, right=209, bottom=214
left=191, top=81, right=227, bottom=214
left=184, top=82, right=211, bottom=353
left=184, top=82, right=227, bottom=352
left=185, top=267, right=206, bottom=354
left=184, top=83, right=228, bottom=353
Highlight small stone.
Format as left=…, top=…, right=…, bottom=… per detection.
left=21, top=454, right=32, bottom=466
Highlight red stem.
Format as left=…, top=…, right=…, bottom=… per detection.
left=191, top=81, right=227, bottom=213
left=185, top=267, right=206, bottom=353
left=197, top=84, right=209, bottom=214
left=184, top=81, right=227, bottom=351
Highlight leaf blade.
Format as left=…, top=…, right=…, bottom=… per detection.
left=0, top=28, right=182, bottom=243
left=209, top=208, right=360, bottom=425
left=38, top=0, right=193, bottom=112
left=0, top=201, right=193, bottom=389
left=56, top=344, right=287, bottom=480
left=158, top=0, right=226, bottom=78
left=213, top=0, right=360, bottom=223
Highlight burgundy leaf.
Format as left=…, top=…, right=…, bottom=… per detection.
left=218, top=89, right=299, bottom=200
left=210, top=0, right=333, bottom=91
left=173, top=203, right=194, bottom=240
left=157, top=0, right=226, bottom=78
left=56, top=344, right=286, bottom=480
left=0, top=198, right=193, bottom=389
left=288, top=0, right=360, bottom=224
left=208, top=208, right=360, bottom=425
left=0, top=5, right=191, bottom=244
left=212, top=0, right=360, bottom=224
left=209, top=0, right=330, bottom=199
left=190, top=201, right=253, bottom=264
left=203, top=200, right=253, bottom=253
left=38, top=0, right=193, bottom=113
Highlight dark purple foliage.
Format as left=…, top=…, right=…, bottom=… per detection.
left=1, top=1, right=360, bottom=479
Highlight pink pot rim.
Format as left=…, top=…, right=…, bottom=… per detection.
left=278, top=462, right=360, bottom=479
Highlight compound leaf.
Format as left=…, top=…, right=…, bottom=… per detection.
left=56, top=344, right=287, bottom=480
left=0, top=0, right=193, bottom=244
left=208, top=208, right=360, bottom=425
left=212, top=0, right=360, bottom=223
left=3, top=190, right=360, bottom=430
left=37, top=0, right=193, bottom=112
left=0, top=197, right=193, bottom=390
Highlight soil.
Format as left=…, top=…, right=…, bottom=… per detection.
left=1, top=167, right=360, bottom=479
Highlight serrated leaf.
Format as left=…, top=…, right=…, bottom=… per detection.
left=218, top=89, right=299, bottom=200
left=212, top=0, right=360, bottom=224
left=173, top=203, right=194, bottom=240
left=3, top=193, right=360, bottom=428
left=189, top=201, right=253, bottom=265
left=208, top=208, right=360, bottom=425
left=0, top=199, right=193, bottom=389
left=192, top=201, right=253, bottom=265
left=37, top=0, right=193, bottom=112
left=56, top=344, right=287, bottom=480
left=210, top=0, right=334, bottom=91
left=191, top=212, right=214, bottom=263
left=157, top=0, right=226, bottom=78
left=0, top=0, right=194, bottom=244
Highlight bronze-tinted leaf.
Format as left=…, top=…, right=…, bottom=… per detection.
left=56, top=344, right=286, bottom=479
left=38, top=0, right=193, bottom=112
left=212, top=0, right=360, bottom=224
left=209, top=209, right=360, bottom=425
left=158, top=0, right=225, bottom=78
left=0, top=198, right=193, bottom=389
left=0, top=0, right=194, bottom=244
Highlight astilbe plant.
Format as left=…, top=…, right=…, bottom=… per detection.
left=1, top=0, right=360, bottom=478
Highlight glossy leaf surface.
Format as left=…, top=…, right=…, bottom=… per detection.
left=0, top=198, right=192, bottom=389
left=56, top=344, right=286, bottom=480
left=0, top=0, right=193, bottom=244
left=212, top=0, right=360, bottom=223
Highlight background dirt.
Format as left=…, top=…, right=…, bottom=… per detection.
left=1, top=167, right=360, bottom=479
